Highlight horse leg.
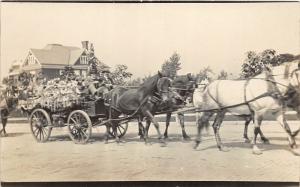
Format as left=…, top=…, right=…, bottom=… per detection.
left=291, top=110, right=300, bottom=137
left=258, top=127, right=270, bottom=144
left=212, top=111, right=228, bottom=152
left=163, top=112, right=171, bottom=139
left=275, top=111, right=300, bottom=155
left=2, top=118, right=8, bottom=136
left=138, top=116, right=145, bottom=139
left=176, top=112, right=190, bottom=140
left=194, top=112, right=213, bottom=149
left=243, top=117, right=251, bottom=143
left=0, top=122, right=3, bottom=135
left=104, top=125, right=110, bottom=144
left=144, top=118, right=151, bottom=144
left=112, top=122, right=120, bottom=144
left=145, top=110, right=166, bottom=147
left=0, top=111, right=3, bottom=135
left=252, top=114, right=263, bottom=155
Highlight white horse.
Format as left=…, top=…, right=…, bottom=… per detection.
left=193, top=61, right=300, bottom=155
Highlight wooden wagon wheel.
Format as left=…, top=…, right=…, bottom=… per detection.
left=108, top=122, right=128, bottom=138
left=67, top=110, right=92, bottom=144
left=30, top=108, right=52, bottom=143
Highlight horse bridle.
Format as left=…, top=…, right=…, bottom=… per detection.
left=156, top=77, right=172, bottom=94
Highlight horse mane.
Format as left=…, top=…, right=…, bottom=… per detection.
left=139, top=74, right=159, bottom=92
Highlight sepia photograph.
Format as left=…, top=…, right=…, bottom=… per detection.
left=0, top=2, right=299, bottom=186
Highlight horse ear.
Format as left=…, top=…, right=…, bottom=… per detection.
left=158, top=71, right=163, bottom=78
left=187, top=73, right=192, bottom=80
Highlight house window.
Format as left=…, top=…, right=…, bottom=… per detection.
left=74, top=70, right=80, bottom=76
left=82, top=70, right=87, bottom=77
left=28, top=54, right=36, bottom=65
left=80, top=56, right=88, bottom=65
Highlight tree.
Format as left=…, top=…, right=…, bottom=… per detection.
left=18, top=71, right=33, bottom=88
left=2, top=76, right=10, bottom=85
left=126, top=77, right=142, bottom=86
left=110, top=64, right=133, bottom=85
left=217, top=70, right=228, bottom=80
left=241, top=50, right=300, bottom=78
left=161, top=52, right=182, bottom=79
left=241, top=49, right=282, bottom=78
left=60, top=65, right=76, bottom=80
left=196, top=66, right=214, bottom=82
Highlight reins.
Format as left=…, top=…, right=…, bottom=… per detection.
left=104, top=77, right=172, bottom=124
left=175, top=66, right=300, bottom=115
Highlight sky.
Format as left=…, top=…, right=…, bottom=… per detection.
left=1, top=3, right=299, bottom=80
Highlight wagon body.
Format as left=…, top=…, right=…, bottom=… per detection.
left=23, top=81, right=128, bottom=144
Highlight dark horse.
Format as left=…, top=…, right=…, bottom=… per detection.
left=0, top=94, right=19, bottom=136
left=106, top=72, right=172, bottom=145
left=141, top=73, right=196, bottom=140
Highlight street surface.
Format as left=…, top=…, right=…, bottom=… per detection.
left=0, top=120, right=299, bottom=182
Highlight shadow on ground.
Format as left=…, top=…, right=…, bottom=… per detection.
left=0, top=132, right=29, bottom=138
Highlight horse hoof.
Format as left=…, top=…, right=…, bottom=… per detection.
left=193, top=141, right=200, bottom=150
left=160, top=142, right=167, bottom=147
left=289, top=143, right=298, bottom=149
left=104, top=140, right=109, bottom=144
left=252, top=146, right=263, bottom=155
left=183, top=136, right=191, bottom=141
left=244, top=139, right=251, bottom=143
left=261, top=138, right=270, bottom=144
left=219, top=146, right=230, bottom=152
left=290, top=148, right=300, bottom=156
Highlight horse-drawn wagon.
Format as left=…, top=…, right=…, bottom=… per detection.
left=22, top=78, right=128, bottom=144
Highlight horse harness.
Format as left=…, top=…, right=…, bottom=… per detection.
left=204, top=65, right=300, bottom=114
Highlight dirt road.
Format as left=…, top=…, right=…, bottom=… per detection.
left=1, top=121, right=299, bottom=182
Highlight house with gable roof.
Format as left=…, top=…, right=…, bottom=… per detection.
left=21, top=41, right=109, bottom=79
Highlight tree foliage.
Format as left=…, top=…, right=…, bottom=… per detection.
left=161, top=52, right=182, bottom=79
left=196, top=66, right=214, bottom=82
left=110, top=64, right=133, bottom=85
left=2, top=76, right=11, bottom=85
left=60, top=65, right=76, bottom=80
left=126, top=77, right=142, bottom=86
left=18, top=71, right=34, bottom=88
left=217, top=70, right=228, bottom=80
left=241, top=49, right=298, bottom=78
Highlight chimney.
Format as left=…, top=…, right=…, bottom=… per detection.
left=81, top=41, right=89, bottom=50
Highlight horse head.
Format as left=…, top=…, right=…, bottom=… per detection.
left=156, top=71, right=173, bottom=103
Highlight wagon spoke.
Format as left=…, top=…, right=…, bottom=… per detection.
left=32, top=114, right=38, bottom=122
left=78, top=130, right=83, bottom=142
left=34, top=127, right=39, bottom=137
left=42, top=126, right=48, bottom=135
left=39, top=128, right=43, bottom=140
left=119, top=125, right=125, bottom=130
left=38, top=128, right=42, bottom=141
left=70, top=118, right=77, bottom=125
left=41, top=128, right=45, bottom=140
left=118, top=126, right=122, bottom=135
left=80, top=129, right=88, bottom=139
left=75, top=114, right=80, bottom=124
